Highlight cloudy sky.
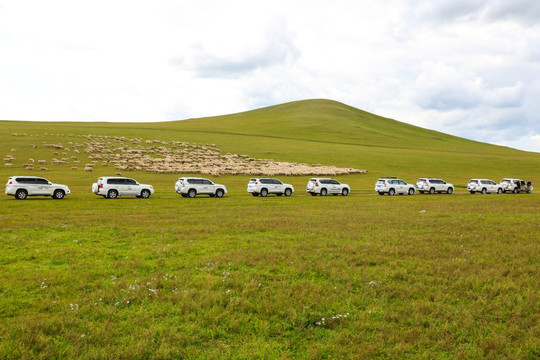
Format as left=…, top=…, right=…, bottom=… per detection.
left=1, top=1, right=539, bottom=152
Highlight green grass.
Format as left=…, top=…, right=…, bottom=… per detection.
left=1, top=99, right=539, bottom=359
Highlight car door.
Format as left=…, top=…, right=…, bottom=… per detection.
left=273, top=179, right=283, bottom=193
left=202, top=179, right=213, bottom=194
left=329, top=179, right=340, bottom=193
left=125, top=178, right=139, bottom=196
left=35, top=178, right=52, bottom=195
left=398, top=180, right=407, bottom=193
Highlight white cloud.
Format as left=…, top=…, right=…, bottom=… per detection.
left=0, top=0, right=539, bottom=152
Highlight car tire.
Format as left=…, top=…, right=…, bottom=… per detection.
left=310, top=192, right=317, bottom=196
left=260, top=188, right=268, bottom=197
left=15, top=189, right=28, bottom=200
left=447, top=187, right=453, bottom=194
left=284, top=188, right=292, bottom=197
left=408, top=188, right=415, bottom=196
left=429, top=187, right=435, bottom=195
left=419, top=191, right=424, bottom=194
left=378, top=192, right=384, bottom=196
left=52, top=189, right=65, bottom=199
left=181, top=193, right=188, bottom=198
left=107, top=190, right=118, bottom=199
left=320, top=188, right=327, bottom=196
left=342, top=188, right=349, bottom=196
left=470, top=191, right=475, bottom=194
left=188, top=189, right=197, bottom=198
left=512, top=187, right=518, bottom=194
left=141, top=189, right=151, bottom=199
left=497, top=188, right=503, bottom=194
left=388, top=188, right=395, bottom=196
left=481, top=188, right=487, bottom=194
left=251, top=193, right=259, bottom=197
left=215, top=189, right=224, bottom=198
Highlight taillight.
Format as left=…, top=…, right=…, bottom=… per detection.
left=98, top=184, right=103, bottom=188
left=425, top=181, right=428, bottom=186
left=255, top=181, right=258, bottom=185
left=182, top=182, right=185, bottom=186
left=315, top=182, right=319, bottom=186
left=9, top=181, right=12, bottom=185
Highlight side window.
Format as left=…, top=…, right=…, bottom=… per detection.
left=321, top=180, right=331, bottom=184
left=399, top=180, right=406, bottom=185
left=36, top=178, right=49, bottom=185
left=202, top=180, right=212, bottom=185
left=260, top=179, right=271, bottom=184
left=126, top=179, right=137, bottom=185
left=16, top=178, right=33, bottom=184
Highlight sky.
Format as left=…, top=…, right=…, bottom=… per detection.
left=1, top=0, right=539, bottom=152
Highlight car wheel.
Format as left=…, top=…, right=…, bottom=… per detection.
left=141, top=189, right=151, bottom=198
left=447, top=187, right=453, bottom=194
left=342, top=188, right=349, bottom=196
left=188, top=189, right=197, bottom=198
left=497, top=188, right=503, bottom=194
left=320, top=188, right=327, bottom=196
left=388, top=188, right=395, bottom=196
left=481, top=188, right=487, bottom=194
left=107, top=190, right=118, bottom=199
left=419, top=191, right=424, bottom=194
left=53, top=189, right=65, bottom=199
left=310, top=192, right=317, bottom=196
left=512, top=187, right=518, bottom=194
left=15, top=189, right=28, bottom=200
left=284, top=188, right=292, bottom=197
left=216, top=189, right=224, bottom=198
left=470, top=191, right=475, bottom=194
left=260, top=188, right=268, bottom=197
left=378, top=192, right=384, bottom=196
left=181, top=193, right=187, bottom=198
left=408, top=188, right=415, bottom=196
left=429, top=187, right=435, bottom=195
left=251, top=193, right=259, bottom=197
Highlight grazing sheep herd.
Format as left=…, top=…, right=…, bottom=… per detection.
left=5, top=132, right=367, bottom=176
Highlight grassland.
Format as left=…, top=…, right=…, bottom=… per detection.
left=1, top=99, right=539, bottom=359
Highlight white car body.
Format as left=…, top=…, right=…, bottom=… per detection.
left=416, top=178, right=454, bottom=194
left=5, top=176, right=71, bottom=200
left=92, top=177, right=154, bottom=199
left=500, top=178, right=533, bottom=194
left=247, top=178, right=294, bottom=197
left=375, top=177, right=415, bottom=195
left=306, top=178, right=350, bottom=196
left=467, top=179, right=502, bottom=194
left=175, top=177, right=227, bottom=198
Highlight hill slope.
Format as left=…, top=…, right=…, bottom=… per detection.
left=1, top=99, right=539, bottom=189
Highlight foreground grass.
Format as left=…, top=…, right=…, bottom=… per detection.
left=1, top=191, right=538, bottom=359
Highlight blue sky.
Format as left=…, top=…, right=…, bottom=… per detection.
left=1, top=0, right=539, bottom=152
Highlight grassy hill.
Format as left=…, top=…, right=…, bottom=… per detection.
left=1, top=99, right=539, bottom=192
left=1, top=100, right=539, bottom=358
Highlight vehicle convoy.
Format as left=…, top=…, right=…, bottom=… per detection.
left=5, top=176, right=71, bottom=200
left=92, top=177, right=154, bottom=199
left=175, top=177, right=227, bottom=198
left=500, top=178, right=533, bottom=194
left=247, top=178, right=294, bottom=197
left=306, top=178, right=350, bottom=196
left=467, top=179, right=502, bottom=194
left=416, top=178, right=454, bottom=194
left=375, top=177, right=415, bottom=195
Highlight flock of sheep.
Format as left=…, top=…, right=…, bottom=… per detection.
left=5, top=132, right=367, bottom=177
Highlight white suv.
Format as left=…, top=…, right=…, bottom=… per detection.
left=175, top=177, right=227, bottom=198
left=92, top=177, right=154, bottom=199
left=416, top=178, right=454, bottom=194
left=247, top=178, right=294, bottom=197
left=306, top=178, right=350, bottom=196
left=5, top=176, right=71, bottom=200
left=375, top=177, right=415, bottom=196
left=467, top=179, right=502, bottom=194
left=500, top=178, right=533, bottom=194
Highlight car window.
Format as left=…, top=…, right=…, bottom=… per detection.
left=331, top=180, right=340, bottom=184
left=273, top=179, right=283, bottom=185
left=376, top=180, right=385, bottom=184
left=321, top=179, right=331, bottom=184
left=126, top=179, right=137, bottom=185
left=399, top=180, right=406, bottom=185
left=16, top=177, right=34, bottom=184
left=35, top=178, right=49, bottom=185
left=309, top=178, right=317, bottom=182
left=249, top=179, right=257, bottom=183
left=260, top=179, right=271, bottom=184
left=202, top=180, right=213, bottom=185
left=108, top=178, right=124, bottom=185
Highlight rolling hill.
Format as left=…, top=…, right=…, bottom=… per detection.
left=1, top=99, right=539, bottom=190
